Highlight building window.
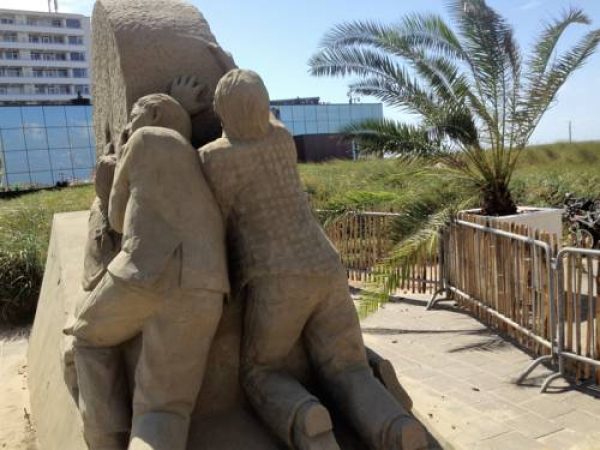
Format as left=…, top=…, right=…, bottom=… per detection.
left=66, top=19, right=81, bottom=29
left=52, top=19, right=63, bottom=28
left=4, top=51, right=19, bottom=60
left=0, top=84, right=24, bottom=95
left=29, top=35, right=40, bottom=43
left=33, top=69, right=43, bottom=78
left=43, top=85, right=71, bottom=95
left=0, top=67, right=22, bottom=77
left=34, top=52, right=67, bottom=61
left=68, top=35, right=83, bottom=45
left=75, top=85, right=89, bottom=95
left=73, top=68, right=87, bottom=78
left=70, top=52, right=85, bottom=61
left=0, top=16, right=15, bottom=25
left=2, top=33, right=17, bottom=43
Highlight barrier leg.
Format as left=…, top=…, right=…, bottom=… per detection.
left=540, top=373, right=567, bottom=393
left=514, top=355, right=553, bottom=385
left=426, top=288, right=449, bottom=311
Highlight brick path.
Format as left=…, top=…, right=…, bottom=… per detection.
left=361, top=295, right=600, bottom=450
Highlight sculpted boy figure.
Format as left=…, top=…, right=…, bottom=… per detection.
left=66, top=93, right=229, bottom=450
left=199, top=69, right=427, bottom=450
left=82, top=139, right=121, bottom=292
left=62, top=136, right=124, bottom=401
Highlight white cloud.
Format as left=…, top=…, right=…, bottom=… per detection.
left=519, top=1, right=542, bottom=11
left=0, top=0, right=94, bottom=15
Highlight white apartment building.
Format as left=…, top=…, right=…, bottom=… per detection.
left=0, top=8, right=91, bottom=104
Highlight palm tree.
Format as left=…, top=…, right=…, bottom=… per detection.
left=309, top=0, right=600, bottom=216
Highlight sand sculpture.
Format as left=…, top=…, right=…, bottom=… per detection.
left=66, top=94, right=229, bottom=450
left=27, top=1, right=430, bottom=449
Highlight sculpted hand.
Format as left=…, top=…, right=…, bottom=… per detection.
left=169, top=75, right=211, bottom=116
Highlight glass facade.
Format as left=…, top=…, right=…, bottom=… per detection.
left=271, top=103, right=383, bottom=136
left=0, top=105, right=94, bottom=188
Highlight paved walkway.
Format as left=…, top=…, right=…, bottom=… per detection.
left=361, top=295, right=600, bottom=450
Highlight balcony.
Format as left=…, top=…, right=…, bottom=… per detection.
left=0, top=23, right=85, bottom=36
left=0, top=92, right=90, bottom=102
left=0, top=59, right=89, bottom=68
left=0, top=41, right=87, bottom=51
left=1, top=75, right=90, bottom=85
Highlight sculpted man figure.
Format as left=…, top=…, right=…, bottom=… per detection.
left=66, top=93, right=229, bottom=450
left=199, top=69, right=427, bottom=450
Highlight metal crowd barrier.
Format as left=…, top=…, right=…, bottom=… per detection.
left=428, top=219, right=600, bottom=392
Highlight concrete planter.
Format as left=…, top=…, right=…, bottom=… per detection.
left=463, top=206, right=563, bottom=239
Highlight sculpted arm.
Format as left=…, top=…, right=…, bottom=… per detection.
left=108, top=131, right=143, bottom=234
left=198, top=149, right=232, bottom=220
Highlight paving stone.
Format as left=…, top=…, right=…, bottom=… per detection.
left=519, top=395, right=577, bottom=419
left=502, top=412, right=564, bottom=439
left=550, top=409, right=600, bottom=434
left=472, top=431, right=547, bottom=450
left=488, top=382, right=542, bottom=404
left=536, top=429, right=580, bottom=449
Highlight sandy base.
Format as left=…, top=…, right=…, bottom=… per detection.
left=0, top=326, right=37, bottom=450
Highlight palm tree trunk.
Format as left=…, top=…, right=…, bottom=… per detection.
left=481, top=182, right=518, bottom=216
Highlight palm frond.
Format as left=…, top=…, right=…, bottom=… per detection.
left=528, top=8, right=590, bottom=81
left=348, top=76, right=435, bottom=116
left=395, top=13, right=466, bottom=58
left=521, top=28, right=600, bottom=144
left=342, top=119, right=437, bottom=157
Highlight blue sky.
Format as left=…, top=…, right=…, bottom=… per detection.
left=2, top=0, right=600, bottom=144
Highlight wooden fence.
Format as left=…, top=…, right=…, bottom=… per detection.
left=322, top=211, right=440, bottom=294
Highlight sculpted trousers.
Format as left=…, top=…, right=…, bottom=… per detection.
left=70, top=272, right=223, bottom=450
left=241, top=274, right=410, bottom=449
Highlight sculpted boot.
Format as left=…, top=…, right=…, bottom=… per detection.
left=383, top=416, right=428, bottom=450
left=292, top=402, right=340, bottom=450
left=326, top=367, right=427, bottom=450
left=74, top=346, right=131, bottom=450
left=84, top=432, right=129, bottom=450
left=129, top=411, right=189, bottom=450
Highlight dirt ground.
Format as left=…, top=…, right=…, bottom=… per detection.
left=0, top=326, right=37, bottom=450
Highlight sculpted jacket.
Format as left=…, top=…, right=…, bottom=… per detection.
left=82, top=153, right=121, bottom=291
left=199, top=121, right=342, bottom=294
left=108, top=126, right=229, bottom=294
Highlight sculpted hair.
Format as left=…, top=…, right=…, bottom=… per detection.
left=214, top=69, right=271, bottom=140
left=134, top=93, right=192, bottom=141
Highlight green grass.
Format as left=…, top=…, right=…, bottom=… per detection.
left=1, top=140, right=599, bottom=325
left=512, top=141, right=600, bottom=206
left=0, top=185, right=94, bottom=324
left=300, top=140, right=600, bottom=212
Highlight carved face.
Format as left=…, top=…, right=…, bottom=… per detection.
left=128, top=102, right=156, bottom=136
